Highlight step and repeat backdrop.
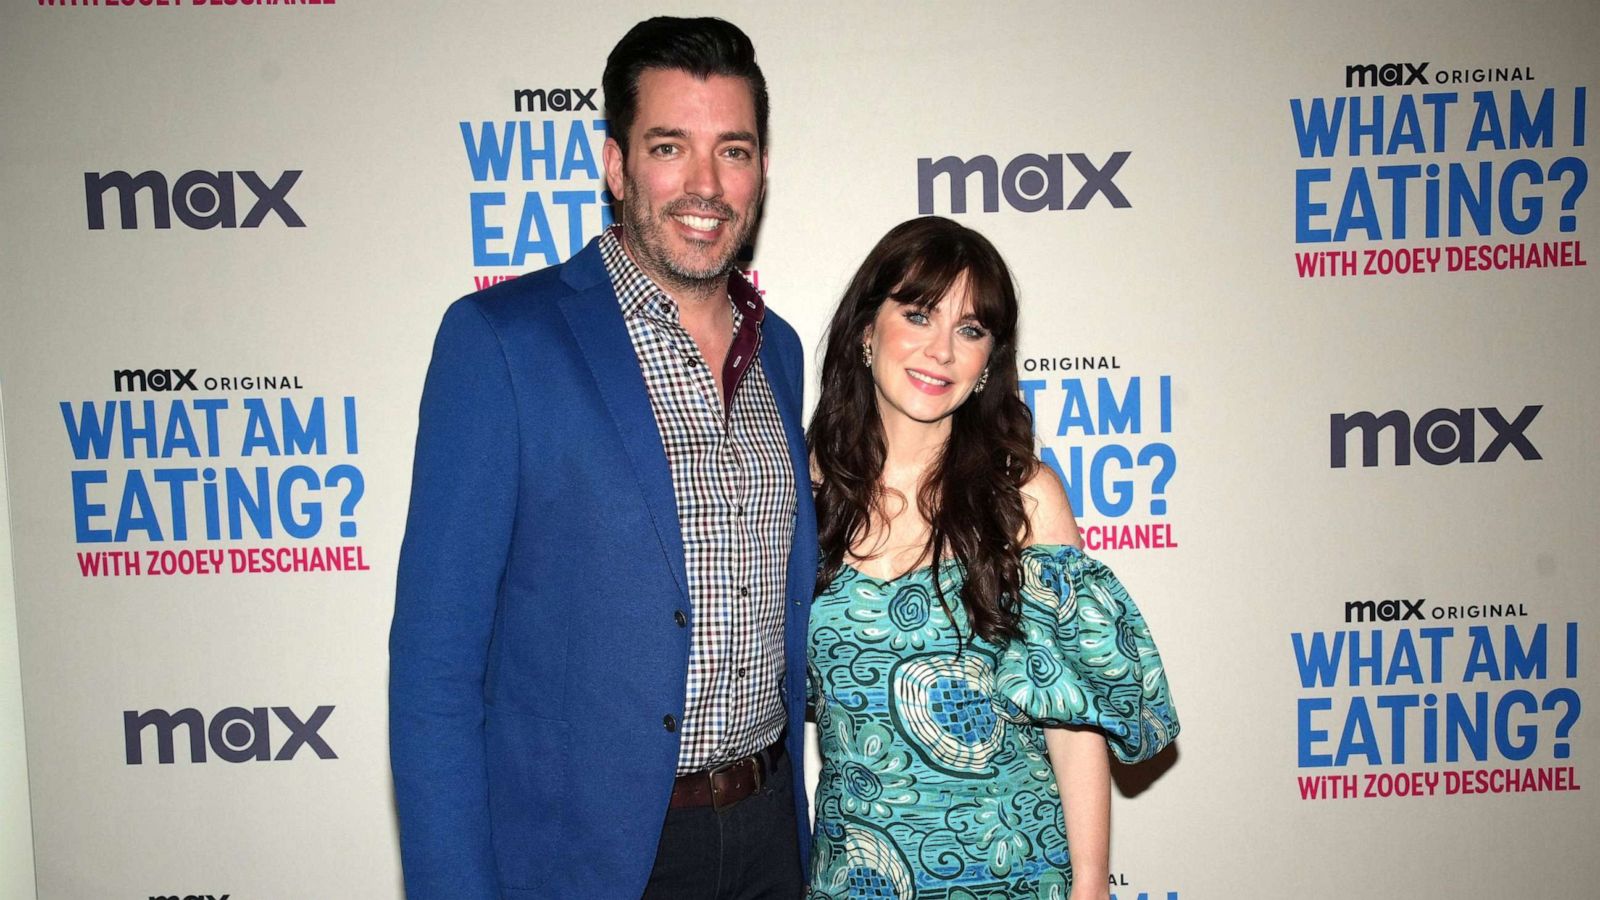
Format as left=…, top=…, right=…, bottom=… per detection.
left=2, top=1, right=1597, bottom=898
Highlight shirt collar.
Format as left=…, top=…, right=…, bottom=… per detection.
left=598, top=225, right=766, bottom=329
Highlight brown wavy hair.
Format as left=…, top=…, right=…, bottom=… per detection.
left=809, top=216, right=1038, bottom=645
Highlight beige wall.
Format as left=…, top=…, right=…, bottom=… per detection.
left=0, top=395, right=39, bottom=900
left=1, top=1, right=1596, bottom=897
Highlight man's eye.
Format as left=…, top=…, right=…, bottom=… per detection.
left=724, top=147, right=752, bottom=160
left=650, top=145, right=679, bottom=157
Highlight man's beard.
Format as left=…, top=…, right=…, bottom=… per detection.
left=619, top=187, right=755, bottom=295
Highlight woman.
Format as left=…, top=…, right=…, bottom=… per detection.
left=806, top=217, right=1178, bottom=900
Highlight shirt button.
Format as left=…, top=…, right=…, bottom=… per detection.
left=734, top=505, right=744, bottom=517
left=738, top=586, right=750, bottom=598
left=674, top=610, right=688, bottom=627
left=685, top=356, right=699, bottom=368
left=736, top=667, right=748, bottom=679
left=663, top=714, right=678, bottom=732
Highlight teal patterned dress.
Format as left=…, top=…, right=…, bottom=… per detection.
left=807, top=544, right=1178, bottom=900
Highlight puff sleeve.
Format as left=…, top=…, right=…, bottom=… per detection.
left=993, top=544, right=1179, bottom=763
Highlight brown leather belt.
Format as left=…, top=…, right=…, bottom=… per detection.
left=669, top=738, right=786, bottom=811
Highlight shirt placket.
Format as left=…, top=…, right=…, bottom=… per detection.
left=720, top=390, right=755, bottom=756
left=653, top=296, right=752, bottom=764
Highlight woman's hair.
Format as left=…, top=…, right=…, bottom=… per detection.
left=809, top=216, right=1039, bottom=645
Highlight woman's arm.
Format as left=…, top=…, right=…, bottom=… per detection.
left=1026, top=462, right=1103, bottom=896
left=1028, top=464, right=1101, bottom=896
left=1045, top=726, right=1112, bottom=900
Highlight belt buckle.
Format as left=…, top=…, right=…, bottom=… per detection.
left=707, top=753, right=760, bottom=812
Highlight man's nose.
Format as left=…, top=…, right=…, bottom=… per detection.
left=684, top=152, right=723, bottom=200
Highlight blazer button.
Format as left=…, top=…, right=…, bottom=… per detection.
left=674, top=610, right=688, bottom=628
left=663, top=714, right=678, bottom=732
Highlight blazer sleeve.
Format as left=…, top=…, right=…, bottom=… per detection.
left=389, top=297, right=519, bottom=900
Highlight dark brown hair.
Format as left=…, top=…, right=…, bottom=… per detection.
left=602, top=17, right=769, bottom=157
left=809, top=216, right=1038, bottom=645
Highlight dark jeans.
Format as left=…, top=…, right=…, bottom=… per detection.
left=642, top=751, right=804, bottom=899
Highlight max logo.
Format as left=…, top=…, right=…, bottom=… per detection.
left=114, top=368, right=196, bottom=392
left=1345, top=62, right=1430, bottom=88
left=513, top=87, right=599, bottom=112
left=150, top=895, right=229, bottom=900
left=1330, top=405, right=1541, bottom=468
left=85, top=170, right=304, bottom=230
left=1345, top=598, right=1426, bottom=622
left=124, top=705, right=336, bottom=764
left=917, top=152, right=1131, bottom=214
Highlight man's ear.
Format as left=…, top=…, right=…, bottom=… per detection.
left=602, top=136, right=627, bottom=201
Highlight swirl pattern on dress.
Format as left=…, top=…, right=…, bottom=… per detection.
left=891, top=653, right=1007, bottom=775
left=994, top=546, right=1180, bottom=764
left=808, top=817, right=915, bottom=900
left=809, top=545, right=1178, bottom=898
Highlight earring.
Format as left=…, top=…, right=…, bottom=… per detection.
left=974, top=369, right=990, bottom=393
left=861, top=342, right=873, bottom=368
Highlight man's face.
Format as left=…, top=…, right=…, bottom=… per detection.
left=603, top=68, right=766, bottom=295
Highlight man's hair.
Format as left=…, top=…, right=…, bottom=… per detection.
left=602, top=16, right=769, bottom=157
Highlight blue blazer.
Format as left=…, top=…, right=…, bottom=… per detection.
left=390, top=240, right=818, bottom=899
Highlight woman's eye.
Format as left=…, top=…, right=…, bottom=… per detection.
left=959, top=325, right=989, bottom=339
left=904, top=311, right=929, bottom=325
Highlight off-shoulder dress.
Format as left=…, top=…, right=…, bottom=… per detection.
left=807, top=544, right=1179, bottom=899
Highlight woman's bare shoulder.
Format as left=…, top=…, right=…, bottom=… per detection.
left=1020, top=464, right=1083, bottom=548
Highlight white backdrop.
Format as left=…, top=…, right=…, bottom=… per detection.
left=2, top=1, right=1597, bottom=898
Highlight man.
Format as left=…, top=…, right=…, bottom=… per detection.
left=389, top=17, right=816, bottom=900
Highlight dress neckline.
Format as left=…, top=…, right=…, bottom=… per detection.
left=837, top=542, right=1082, bottom=585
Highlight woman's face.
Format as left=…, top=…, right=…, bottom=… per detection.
left=863, top=274, right=994, bottom=430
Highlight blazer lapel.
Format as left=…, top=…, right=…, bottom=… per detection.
left=760, top=333, right=814, bottom=521
left=557, top=271, right=689, bottom=603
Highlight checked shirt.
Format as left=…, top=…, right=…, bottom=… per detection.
left=599, top=228, right=795, bottom=774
